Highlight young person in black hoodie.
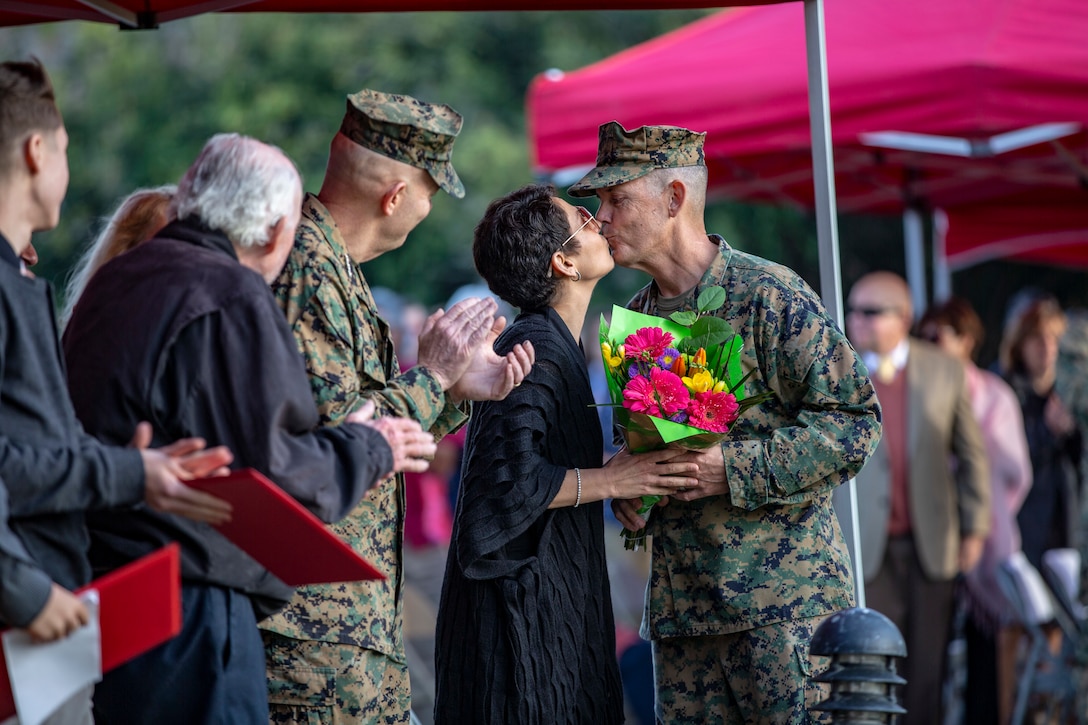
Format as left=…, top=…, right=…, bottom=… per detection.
left=0, top=57, right=235, bottom=725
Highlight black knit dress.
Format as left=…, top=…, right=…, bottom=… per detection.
left=433, top=308, right=624, bottom=725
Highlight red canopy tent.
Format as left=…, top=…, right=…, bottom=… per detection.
left=942, top=189, right=1088, bottom=270
left=528, top=0, right=1088, bottom=287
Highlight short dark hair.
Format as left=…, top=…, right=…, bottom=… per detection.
left=473, top=183, right=577, bottom=311
left=916, top=296, right=985, bottom=360
left=0, top=58, right=63, bottom=176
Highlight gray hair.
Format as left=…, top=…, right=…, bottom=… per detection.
left=173, top=132, right=300, bottom=249
left=647, top=165, right=708, bottom=216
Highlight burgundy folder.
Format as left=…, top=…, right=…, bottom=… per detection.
left=186, top=468, right=384, bottom=586
left=0, top=543, right=182, bottom=719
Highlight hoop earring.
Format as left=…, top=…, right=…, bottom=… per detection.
left=573, top=270, right=581, bottom=282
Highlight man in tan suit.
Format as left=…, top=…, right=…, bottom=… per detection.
left=847, top=271, right=990, bottom=725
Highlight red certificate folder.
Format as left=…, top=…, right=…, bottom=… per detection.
left=0, top=543, right=182, bottom=719
left=186, top=468, right=384, bottom=586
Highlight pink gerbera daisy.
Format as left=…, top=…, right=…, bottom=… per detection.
left=624, top=327, right=674, bottom=362
left=623, top=368, right=690, bottom=418
left=686, top=390, right=740, bottom=433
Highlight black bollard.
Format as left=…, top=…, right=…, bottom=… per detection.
left=810, top=607, right=908, bottom=724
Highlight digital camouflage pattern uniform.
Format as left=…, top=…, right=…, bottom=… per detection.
left=627, top=239, right=880, bottom=723
left=262, top=194, right=467, bottom=723
left=572, top=122, right=882, bottom=724
left=260, top=89, right=467, bottom=725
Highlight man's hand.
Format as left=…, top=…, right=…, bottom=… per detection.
left=611, top=495, right=671, bottom=532
left=416, top=297, right=497, bottom=391
left=665, top=445, right=729, bottom=502
left=346, top=401, right=437, bottom=475
left=135, top=422, right=234, bottom=525
left=958, top=533, right=985, bottom=574
left=26, top=584, right=89, bottom=643
left=449, top=316, right=535, bottom=403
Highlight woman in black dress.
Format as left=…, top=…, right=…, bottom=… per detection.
left=1000, top=298, right=1082, bottom=570
left=433, top=184, right=697, bottom=724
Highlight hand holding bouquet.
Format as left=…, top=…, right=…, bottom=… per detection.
left=600, top=289, right=770, bottom=550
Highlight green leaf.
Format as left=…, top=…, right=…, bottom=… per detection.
left=697, top=287, right=726, bottom=314
left=686, top=316, right=734, bottom=351
left=669, top=310, right=698, bottom=326
left=676, top=338, right=699, bottom=354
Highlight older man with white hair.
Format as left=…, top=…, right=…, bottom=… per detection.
left=62, top=133, right=438, bottom=725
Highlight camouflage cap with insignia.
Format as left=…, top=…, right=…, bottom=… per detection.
left=340, top=88, right=465, bottom=199
left=567, top=121, right=706, bottom=198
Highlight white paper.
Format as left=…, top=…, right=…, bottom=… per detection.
left=1, top=590, right=102, bottom=725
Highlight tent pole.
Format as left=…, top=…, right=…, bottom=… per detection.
left=904, top=205, right=928, bottom=319
left=804, top=0, right=865, bottom=607
left=932, top=209, right=952, bottom=302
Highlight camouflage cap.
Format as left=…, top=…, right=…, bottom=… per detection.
left=340, top=88, right=465, bottom=199
left=567, top=121, right=706, bottom=198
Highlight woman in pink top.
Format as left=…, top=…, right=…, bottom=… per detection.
left=917, top=297, right=1032, bottom=725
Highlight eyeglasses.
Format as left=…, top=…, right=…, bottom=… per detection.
left=847, top=305, right=897, bottom=318
left=561, top=206, right=599, bottom=248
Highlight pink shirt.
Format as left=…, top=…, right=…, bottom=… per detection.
left=963, top=363, right=1033, bottom=627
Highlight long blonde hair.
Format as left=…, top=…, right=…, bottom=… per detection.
left=61, top=185, right=176, bottom=327
left=999, top=298, right=1067, bottom=377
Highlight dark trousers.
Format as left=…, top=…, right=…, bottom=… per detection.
left=93, top=583, right=269, bottom=725
left=866, top=536, right=956, bottom=725
left=963, top=613, right=1000, bottom=725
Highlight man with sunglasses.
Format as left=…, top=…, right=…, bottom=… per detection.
left=570, top=121, right=882, bottom=724
left=846, top=270, right=989, bottom=725
left=260, top=89, right=534, bottom=725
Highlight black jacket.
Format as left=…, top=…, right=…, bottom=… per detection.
left=63, top=219, right=392, bottom=617
left=0, top=236, right=145, bottom=626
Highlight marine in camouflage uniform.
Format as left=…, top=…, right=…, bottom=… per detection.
left=261, top=89, right=470, bottom=725
left=570, top=122, right=882, bottom=724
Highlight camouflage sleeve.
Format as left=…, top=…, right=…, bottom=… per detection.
left=722, top=304, right=882, bottom=511
left=429, top=395, right=471, bottom=440
left=293, top=280, right=467, bottom=436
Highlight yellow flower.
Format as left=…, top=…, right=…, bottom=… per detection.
left=682, top=369, right=717, bottom=393
left=601, top=342, right=623, bottom=370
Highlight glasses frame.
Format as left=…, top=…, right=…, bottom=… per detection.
left=847, top=305, right=897, bottom=318
left=560, top=206, right=597, bottom=248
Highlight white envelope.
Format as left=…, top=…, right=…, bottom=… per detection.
left=1, top=590, right=102, bottom=725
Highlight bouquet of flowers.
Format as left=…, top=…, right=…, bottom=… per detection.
left=599, top=289, right=770, bottom=550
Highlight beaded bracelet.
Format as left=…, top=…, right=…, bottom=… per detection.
left=573, top=467, right=583, bottom=508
